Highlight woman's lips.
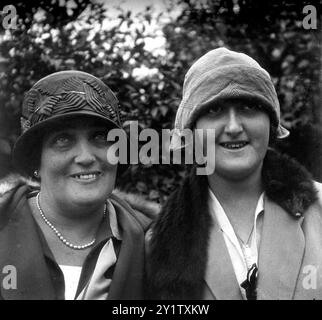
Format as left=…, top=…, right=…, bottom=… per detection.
left=70, top=172, right=102, bottom=182
left=219, top=141, right=249, bottom=150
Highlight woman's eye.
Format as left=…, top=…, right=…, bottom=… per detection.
left=94, top=132, right=108, bottom=141
left=208, top=106, right=223, bottom=115
left=240, top=104, right=258, bottom=112
left=53, top=135, right=71, bottom=146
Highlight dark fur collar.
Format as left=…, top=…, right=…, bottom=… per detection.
left=262, top=149, right=317, bottom=216
left=147, top=149, right=317, bottom=299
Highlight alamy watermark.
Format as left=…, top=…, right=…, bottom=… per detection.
left=303, top=5, right=318, bottom=29
left=0, top=5, right=17, bottom=30
left=302, top=265, right=321, bottom=290
left=1, top=265, right=17, bottom=290
left=105, top=121, right=216, bottom=175
left=0, top=4, right=319, bottom=31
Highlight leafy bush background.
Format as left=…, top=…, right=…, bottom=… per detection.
left=0, top=0, right=321, bottom=203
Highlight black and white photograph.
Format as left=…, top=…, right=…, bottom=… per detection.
left=0, top=0, right=321, bottom=305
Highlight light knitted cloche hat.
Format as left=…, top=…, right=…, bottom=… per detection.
left=170, top=47, right=289, bottom=150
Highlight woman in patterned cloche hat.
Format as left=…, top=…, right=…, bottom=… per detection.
left=0, top=70, right=158, bottom=300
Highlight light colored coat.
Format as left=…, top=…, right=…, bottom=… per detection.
left=147, top=150, right=322, bottom=300
left=203, top=182, right=322, bottom=300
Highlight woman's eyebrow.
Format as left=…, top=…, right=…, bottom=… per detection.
left=48, top=126, right=109, bottom=136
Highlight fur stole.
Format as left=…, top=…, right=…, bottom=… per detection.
left=147, top=149, right=318, bottom=299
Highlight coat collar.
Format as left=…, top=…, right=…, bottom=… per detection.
left=256, top=196, right=305, bottom=300
left=204, top=218, right=243, bottom=299
left=107, top=196, right=148, bottom=299
left=148, top=149, right=317, bottom=299
left=203, top=195, right=307, bottom=300
left=0, top=186, right=56, bottom=300
left=262, top=149, right=317, bottom=217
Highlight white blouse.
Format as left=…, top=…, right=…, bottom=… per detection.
left=58, top=199, right=122, bottom=300
left=59, top=265, right=82, bottom=300
left=208, top=189, right=264, bottom=299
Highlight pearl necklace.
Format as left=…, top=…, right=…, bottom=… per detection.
left=36, top=193, right=106, bottom=250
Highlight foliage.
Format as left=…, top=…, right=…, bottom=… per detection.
left=164, top=0, right=321, bottom=127
left=0, top=0, right=321, bottom=202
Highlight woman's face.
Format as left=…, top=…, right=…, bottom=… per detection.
left=195, top=99, right=270, bottom=181
left=39, top=117, right=117, bottom=209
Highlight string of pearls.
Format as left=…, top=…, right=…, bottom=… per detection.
left=36, top=192, right=106, bottom=250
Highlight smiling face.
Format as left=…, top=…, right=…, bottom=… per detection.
left=39, top=117, right=117, bottom=212
left=195, top=99, right=270, bottom=181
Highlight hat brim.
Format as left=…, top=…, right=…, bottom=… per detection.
left=277, top=124, right=290, bottom=139
left=12, top=111, right=128, bottom=177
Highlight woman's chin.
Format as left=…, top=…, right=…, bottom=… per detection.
left=68, top=191, right=108, bottom=207
left=214, top=161, right=261, bottom=181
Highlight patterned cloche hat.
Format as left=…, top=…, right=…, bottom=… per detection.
left=12, top=70, right=124, bottom=176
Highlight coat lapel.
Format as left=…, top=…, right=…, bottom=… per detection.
left=0, top=190, right=56, bottom=300
left=204, top=220, right=243, bottom=300
left=107, top=199, right=145, bottom=299
left=146, top=150, right=318, bottom=299
left=257, top=196, right=305, bottom=300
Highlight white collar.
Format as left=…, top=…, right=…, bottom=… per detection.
left=208, top=188, right=264, bottom=260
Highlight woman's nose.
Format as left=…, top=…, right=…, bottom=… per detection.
left=224, top=108, right=243, bottom=135
left=74, top=141, right=96, bottom=165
